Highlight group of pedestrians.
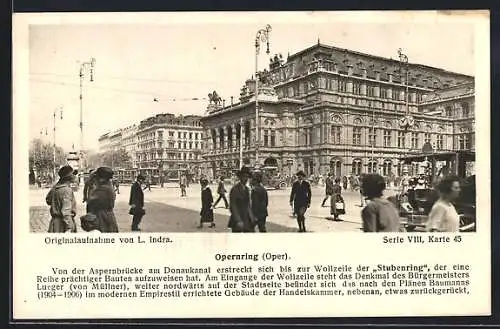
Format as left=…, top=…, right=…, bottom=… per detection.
left=46, top=165, right=147, bottom=233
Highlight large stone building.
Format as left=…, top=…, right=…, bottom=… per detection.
left=98, top=124, right=138, bottom=168
left=200, top=42, right=475, bottom=179
left=135, top=113, right=204, bottom=179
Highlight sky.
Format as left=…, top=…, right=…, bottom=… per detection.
left=27, top=11, right=477, bottom=152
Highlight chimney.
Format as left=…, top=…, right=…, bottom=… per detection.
left=230, top=96, right=234, bottom=106
left=222, top=99, right=226, bottom=107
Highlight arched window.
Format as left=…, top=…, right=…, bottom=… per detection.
left=461, top=102, right=470, bottom=118
left=382, top=159, right=393, bottom=176
left=367, top=159, right=378, bottom=174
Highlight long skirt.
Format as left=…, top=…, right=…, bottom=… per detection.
left=200, top=208, right=214, bottom=223
left=95, top=210, right=119, bottom=233
left=48, top=216, right=77, bottom=233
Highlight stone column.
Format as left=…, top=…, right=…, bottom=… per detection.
left=241, top=122, right=246, bottom=149
left=215, top=128, right=220, bottom=151
left=231, top=123, right=236, bottom=151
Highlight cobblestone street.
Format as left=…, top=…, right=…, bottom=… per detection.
left=29, top=183, right=398, bottom=233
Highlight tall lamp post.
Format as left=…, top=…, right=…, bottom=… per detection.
left=79, top=57, right=96, bottom=170
left=254, top=24, right=271, bottom=168
left=52, top=106, right=64, bottom=181
left=397, top=49, right=413, bottom=132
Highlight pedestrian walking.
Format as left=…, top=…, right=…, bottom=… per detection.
left=342, top=175, right=348, bottom=190
left=198, top=178, right=215, bottom=229
left=426, top=175, right=462, bottom=232
left=143, top=176, right=152, bottom=192
left=228, top=166, right=256, bottom=233
left=45, top=165, right=77, bottom=233
left=83, top=169, right=98, bottom=211
left=330, top=177, right=345, bottom=221
left=250, top=171, right=268, bottom=232
left=112, top=178, right=120, bottom=194
left=321, top=172, right=334, bottom=207
left=361, top=173, right=401, bottom=232
left=213, top=176, right=229, bottom=209
left=129, top=174, right=146, bottom=231
left=180, top=173, right=187, bottom=197
left=85, top=167, right=119, bottom=233
left=289, top=171, right=312, bottom=232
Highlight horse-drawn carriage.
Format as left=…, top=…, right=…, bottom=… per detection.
left=393, top=151, right=476, bottom=232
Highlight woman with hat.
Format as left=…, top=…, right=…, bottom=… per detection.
left=45, top=165, right=77, bottom=233
left=289, top=170, right=312, bottom=232
left=198, top=178, right=215, bottom=229
left=86, top=167, right=119, bottom=232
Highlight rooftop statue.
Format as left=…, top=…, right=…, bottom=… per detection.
left=208, top=90, right=222, bottom=105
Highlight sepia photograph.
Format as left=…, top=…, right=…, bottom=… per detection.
left=27, top=14, right=477, bottom=234
left=12, top=11, right=491, bottom=320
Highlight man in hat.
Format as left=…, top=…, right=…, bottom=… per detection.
left=228, top=166, right=255, bottom=233
left=289, top=170, right=312, bottom=232
left=213, top=176, right=229, bottom=209
left=250, top=171, right=268, bottom=232
left=45, top=165, right=77, bottom=233
left=83, top=169, right=97, bottom=208
left=129, top=174, right=146, bottom=231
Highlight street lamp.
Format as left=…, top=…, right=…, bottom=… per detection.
left=79, top=57, right=96, bottom=170
left=254, top=24, right=271, bottom=168
left=52, top=106, right=64, bottom=181
left=397, top=48, right=413, bottom=131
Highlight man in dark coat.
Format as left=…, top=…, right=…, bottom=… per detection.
left=289, top=170, right=312, bottom=232
left=129, top=174, right=146, bottom=231
left=46, top=165, right=77, bottom=233
left=198, top=178, right=215, bottom=228
left=250, top=171, right=269, bottom=232
left=213, top=176, right=229, bottom=209
left=228, top=166, right=255, bottom=233
left=83, top=169, right=97, bottom=210
left=321, top=172, right=334, bottom=207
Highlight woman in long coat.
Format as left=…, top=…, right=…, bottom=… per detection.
left=198, top=179, right=215, bottom=228
left=86, top=167, right=119, bottom=233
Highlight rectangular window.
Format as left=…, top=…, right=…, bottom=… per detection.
left=380, top=88, right=387, bottom=99
left=338, top=79, right=347, bottom=92
left=437, top=135, right=444, bottom=150
left=353, top=82, right=361, bottom=95
left=383, top=130, right=392, bottom=147
left=189, top=132, right=192, bottom=139
left=398, top=132, right=406, bottom=148
left=332, top=126, right=342, bottom=144
left=353, top=128, right=362, bottom=145
left=264, top=130, right=269, bottom=147
left=189, top=142, right=192, bottom=149
left=183, top=142, right=187, bottom=149
left=392, top=89, right=399, bottom=100
left=177, top=141, right=181, bottom=148
left=271, top=130, right=276, bottom=147
left=424, top=133, right=431, bottom=145
left=411, top=132, right=419, bottom=149
left=183, top=132, right=187, bottom=138
left=178, top=132, right=181, bottom=138
left=169, top=131, right=174, bottom=137
left=367, top=85, right=375, bottom=97
left=368, top=128, right=376, bottom=147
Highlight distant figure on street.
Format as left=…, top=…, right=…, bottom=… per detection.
left=228, top=166, right=255, bottom=233
left=361, top=173, right=401, bottom=232
left=86, top=167, right=119, bottom=233
left=289, top=171, right=312, bottom=232
left=180, top=174, right=187, bottom=197
left=330, top=177, right=345, bottom=221
left=321, top=172, right=334, bottom=207
left=45, top=165, right=77, bottom=233
left=143, top=176, right=152, bottom=192
left=250, top=171, right=269, bottom=232
left=129, top=174, right=146, bottom=231
left=342, top=175, right=348, bottom=190
left=198, top=178, right=215, bottom=229
left=213, top=176, right=229, bottom=209
left=112, top=178, right=120, bottom=194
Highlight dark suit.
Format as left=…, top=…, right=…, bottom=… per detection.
left=251, top=184, right=268, bottom=232
left=228, top=182, right=255, bottom=233
left=213, top=181, right=229, bottom=208
left=290, top=180, right=312, bottom=232
left=200, top=187, right=214, bottom=224
left=129, top=181, right=145, bottom=230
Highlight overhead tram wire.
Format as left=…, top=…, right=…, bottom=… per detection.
left=29, top=78, right=208, bottom=102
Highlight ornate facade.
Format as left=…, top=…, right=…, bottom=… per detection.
left=135, top=114, right=204, bottom=178
left=200, top=42, right=475, bottom=179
